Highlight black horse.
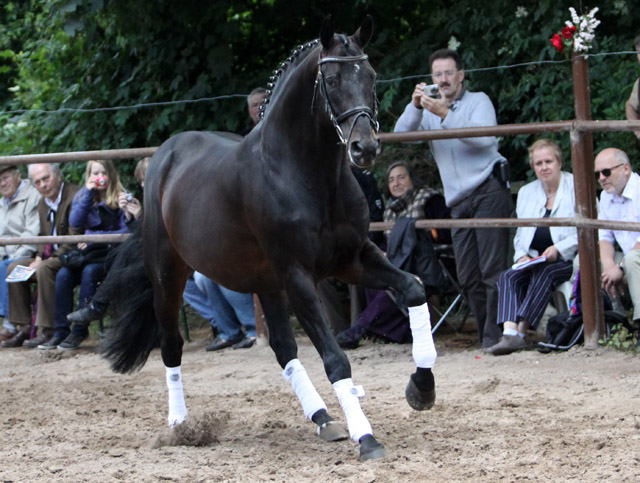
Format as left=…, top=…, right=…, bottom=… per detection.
left=102, top=16, right=436, bottom=462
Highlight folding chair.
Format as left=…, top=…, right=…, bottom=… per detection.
left=430, top=244, right=469, bottom=334
left=551, top=280, right=573, bottom=313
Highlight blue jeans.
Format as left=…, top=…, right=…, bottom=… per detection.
left=0, top=257, right=30, bottom=319
left=193, top=272, right=255, bottom=341
left=182, top=277, right=217, bottom=328
left=54, top=263, right=105, bottom=338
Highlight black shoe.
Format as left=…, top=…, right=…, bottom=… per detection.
left=38, top=334, right=68, bottom=350
left=57, top=332, right=88, bottom=350
left=336, top=326, right=366, bottom=350
left=232, top=336, right=256, bottom=349
left=0, top=329, right=30, bottom=348
left=23, top=328, right=54, bottom=348
left=67, top=306, right=103, bottom=325
left=205, top=335, right=243, bottom=352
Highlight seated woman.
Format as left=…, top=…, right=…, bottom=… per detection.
left=336, top=161, right=450, bottom=349
left=486, top=139, right=577, bottom=355
left=42, top=159, right=133, bottom=350
left=65, top=157, right=147, bottom=326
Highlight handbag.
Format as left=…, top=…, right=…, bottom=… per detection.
left=59, top=243, right=112, bottom=270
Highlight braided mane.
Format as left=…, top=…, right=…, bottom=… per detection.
left=259, top=39, right=321, bottom=120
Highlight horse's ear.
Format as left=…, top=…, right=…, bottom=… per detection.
left=320, top=15, right=335, bottom=50
left=353, top=15, right=374, bottom=49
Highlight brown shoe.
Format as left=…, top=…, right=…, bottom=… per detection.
left=23, top=329, right=54, bottom=349
left=1, top=329, right=30, bottom=348
left=0, top=328, right=15, bottom=343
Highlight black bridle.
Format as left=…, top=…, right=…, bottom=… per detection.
left=311, top=52, right=379, bottom=165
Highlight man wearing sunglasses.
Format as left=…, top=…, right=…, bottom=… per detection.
left=596, top=147, right=640, bottom=327
left=393, top=48, right=513, bottom=349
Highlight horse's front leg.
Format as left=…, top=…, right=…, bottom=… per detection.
left=345, top=241, right=437, bottom=412
left=282, top=267, right=385, bottom=461
left=258, top=290, right=348, bottom=442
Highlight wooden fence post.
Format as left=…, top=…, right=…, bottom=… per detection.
left=571, top=52, right=604, bottom=348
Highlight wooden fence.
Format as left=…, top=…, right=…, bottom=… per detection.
left=1, top=53, right=640, bottom=347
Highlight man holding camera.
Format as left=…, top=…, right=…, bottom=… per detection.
left=393, top=48, right=513, bottom=348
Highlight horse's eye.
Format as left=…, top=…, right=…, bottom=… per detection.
left=325, top=76, right=338, bottom=87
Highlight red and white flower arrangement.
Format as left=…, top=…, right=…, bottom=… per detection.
left=550, top=7, right=600, bottom=54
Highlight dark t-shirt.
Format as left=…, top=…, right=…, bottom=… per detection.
left=530, top=208, right=553, bottom=254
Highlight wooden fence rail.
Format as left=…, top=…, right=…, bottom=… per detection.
left=0, top=54, right=635, bottom=347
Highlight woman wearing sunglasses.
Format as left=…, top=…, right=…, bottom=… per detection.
left=486, top=139, right=577, bottom=355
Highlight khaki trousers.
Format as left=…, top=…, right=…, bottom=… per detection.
left=623, top=250, right=640, bottom=321
left=8, top=257, right=62, bottom=330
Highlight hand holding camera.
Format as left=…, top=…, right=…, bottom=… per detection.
left=119, top=191, right=142, bottom=220
left=422, top=84, right=440, bottom=97
left=416, top=82, right=449, bottom=120
left=412, top=82, right=442, bottom=109
left=87, top=175, right=108, bottom=191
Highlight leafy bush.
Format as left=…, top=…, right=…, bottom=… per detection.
left=600, top=323, right=640, bottom=353
left=1, top=1, right=640, bottom=191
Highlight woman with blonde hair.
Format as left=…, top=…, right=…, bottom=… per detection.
left=486, top=139, right=577, bottom=355
left=41, top=159, right=134, bottom=350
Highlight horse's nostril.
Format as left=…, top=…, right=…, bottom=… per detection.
left=351, top=141, right=363, bottom=156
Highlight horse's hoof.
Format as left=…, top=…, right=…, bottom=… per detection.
left=317, top=421, right=349, bottom=442
left=405, top=377, right=435, bottom=411
left=359, top=434, right=386, bottom=461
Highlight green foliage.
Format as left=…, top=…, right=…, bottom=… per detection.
left=1, top=1, right=640, bottom=189
left=600, top=323, right=640, bottom=354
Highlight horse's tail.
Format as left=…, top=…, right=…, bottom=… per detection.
left=100, top=223, right=160, bottom=374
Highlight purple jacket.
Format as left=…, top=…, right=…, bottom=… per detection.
left=69, top=187, right=130, bottom=235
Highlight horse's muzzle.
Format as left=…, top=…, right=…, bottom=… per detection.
left=349, top=136, right=381, bottom=168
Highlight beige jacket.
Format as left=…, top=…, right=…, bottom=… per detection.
left=0, top=180, right=41, bottom=259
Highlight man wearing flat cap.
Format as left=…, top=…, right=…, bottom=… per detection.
left=0, top=165, right=41, bottom=343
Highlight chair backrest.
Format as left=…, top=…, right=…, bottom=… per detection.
left=551, top=281, right=573, bottom=313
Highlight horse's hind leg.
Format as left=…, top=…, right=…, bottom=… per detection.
left=279, top=268, right=385, bottom=461
left=258, top=291, right=348, bottom=442
left=143, top=218, right=191, bottom=427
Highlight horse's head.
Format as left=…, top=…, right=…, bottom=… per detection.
left=315, top=16, right=381, bottom=169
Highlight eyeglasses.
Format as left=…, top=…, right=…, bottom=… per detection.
left=432, top=70, right=458, bottom=80
left=594, top=163, right=624, bottom=181
left=0, top=172, right=16, bottom=184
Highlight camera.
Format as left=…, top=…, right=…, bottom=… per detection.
left=423, top=84, right=440, bottom=97
left=126, top=192, right=133, bottom=202
left=95, top=176, right=108, bottom=187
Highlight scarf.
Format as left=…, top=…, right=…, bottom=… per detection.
left=384, top=186, right=441, bottom=223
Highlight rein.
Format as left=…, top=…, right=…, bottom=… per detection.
left=312, top=53, right=379, bottom=166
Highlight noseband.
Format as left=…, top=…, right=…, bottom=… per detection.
left=311, top=52, right=379, bottom=165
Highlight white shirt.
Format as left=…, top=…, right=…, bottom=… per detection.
left=44, top=182, right=64, bottom=249
left=598, top=172, right=640, bottom=254
left=513, top=171, right=578, bottom=262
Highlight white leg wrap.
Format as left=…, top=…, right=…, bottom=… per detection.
left=409, top=303, right=437, bottom=368
left=165, top=366, right=188, bottom=427
left=282, top=359, right=327, bottom=420
left=333, top=378, right=372, bottom=442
